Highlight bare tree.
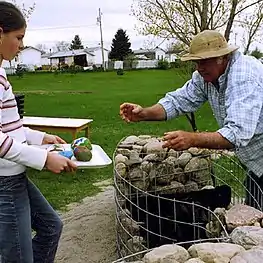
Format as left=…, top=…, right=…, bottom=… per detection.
left=35, top=44, right=48, bottom=53
left=10, top=0, right=36, bottom=20
left=132, top=0, right=263, bottom=47
left=241, top=3, right=263, bottom=54
left=54, top=41, right=70, bottom=52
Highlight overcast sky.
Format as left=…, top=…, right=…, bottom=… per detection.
left=12, top=0, right=161, bottom=51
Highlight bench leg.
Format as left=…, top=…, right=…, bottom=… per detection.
left=85, top=127, right=90, bottom=138
left=72, top=130, right=78, bottom=140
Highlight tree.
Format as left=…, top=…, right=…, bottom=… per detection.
left=35, top=44, right=48, bottom=53
left=132, top=0, right=263, bottom=47
left=109, top=29, right=132, bottom=61
left=55, top=41, right=70, bottom=52
left=11, top=0, right=35, bottom=20
left=241, top=3, right=263, bottom=54
left=250, top=47, right=263, bottom=59
left=70, top=35, right=84, bottom=50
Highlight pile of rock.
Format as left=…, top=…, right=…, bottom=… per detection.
left=115, top=135, right=214, bottom=194
left=120, top=235, right=263, bottom=262
left=206, top=204, right=263, bottom=239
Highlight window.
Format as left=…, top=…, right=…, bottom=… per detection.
left=59, top=57, right=65, bottom=64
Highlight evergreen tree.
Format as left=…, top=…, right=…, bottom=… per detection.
left=109, top=29, right=132, bottom=61
left=70, top=35, right=84, bottom=50
left=250, top=47, right=263, bottom=59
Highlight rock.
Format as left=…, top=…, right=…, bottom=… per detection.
left=136, top=139, right=149, bottom=146
left=118, top=209, right=131, bottom=220
left=132, top=178, right=150, bottom=191
left=188, top=242, right=245, bottom=263
left=163, top=156, right=179, bottom=166
left=115, top=154, right=128, bottom=165
left=206, top=208, right=227, bottom=238
left=185, top=259, right=205, bottom=263
left=128, top=167, right=147, bottom=180
left=211, top=153, right=221, bottom=160
left=154, top=181, right=185, bottom=195
left=230, top=226, right=263, bottom=249
left=138, top=135, right=152, bottom=140
left=212, top=208, right=226, bottom=223
left=143, top=154, right=160, bottom=162
left=184, top=157, right=212, bottom=187
left=144, top=141, right=167, bottom=159
left=118, top=144, right=133, bottom=149
left=188, top=147, right=204, bottom=156
left=173, top=167, right=187, bottom=184
left=143, top=244, right=190, bottom=263
left=122, top=135, right=140, bottom=145
left=184, top=181, right=199, bottom=192
left=127, top=236, right=145, bottom=253
left=167, top=149, right=180, bottom=158
left=177, top=153, right=192, bottom=167
left=225, top=204, right=263, bottom=231
left=201, top=185, right=215, bottom=190
left=117, top=148, right=131, bottom=157
left=230, top=246, right=263, bottom=263
left=254, top=222, right=261, bottom=227
left=132, top=145, right=143, bottom=153
left=115, top=163, right=127, bottom=178
left=154, top=163, right=175, bottom=185
left=140, top=161, right=153, bottom=174
left=127, top=150, right=143, bottom=165
left=206, top=221, right=223, bottom=238
left=120, top=217, right=141, bottom=235
left=128, top=168, right=150, bottom=190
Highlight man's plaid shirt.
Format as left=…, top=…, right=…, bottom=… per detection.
left=159, top=51, right=263, bottom=177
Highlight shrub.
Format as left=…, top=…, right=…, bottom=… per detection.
left=116, top=68, right=124, bottom=75
left=16, top=64, right=25, bottom=78
left=157, top=60, right=169, bottom=70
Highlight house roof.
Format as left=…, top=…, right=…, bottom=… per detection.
left=133, top=47, right=166, bottom=55
left=41, top=53, right=52, bottom=58
left=50, top=49, right=94, bottom=59
left=85, top=47, right=109, bottom=53
left=22, top=46, right=42, bottom=53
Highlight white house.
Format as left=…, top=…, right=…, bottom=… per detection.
left=86, top=47, right=109, bottom=67
left=133, top=47, right=166, bottom=60
left=49, top=49, right=94, bottom=67
left=165, top=53, right=180, bottom=63
left=2, top=46, right=42, bottom=69
left=41, top=53, right=51, bottom=66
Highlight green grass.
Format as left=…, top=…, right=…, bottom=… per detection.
left=10, top=69, right=219, bottom=210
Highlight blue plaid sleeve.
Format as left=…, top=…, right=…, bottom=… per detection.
left=158, top=72, right=207, bottom=120
left=217, top=79, right=263, bottom=148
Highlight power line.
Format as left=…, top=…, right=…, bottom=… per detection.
left=27, top=24, right=97, bottom=31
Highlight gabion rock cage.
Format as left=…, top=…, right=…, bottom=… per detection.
left=113, top=135, right=263, bottom=261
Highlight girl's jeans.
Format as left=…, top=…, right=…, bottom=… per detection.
left=0, top=173, right=63, bottom=263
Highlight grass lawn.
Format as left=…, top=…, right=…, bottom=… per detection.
left=9, top=69, right=219, bottom=210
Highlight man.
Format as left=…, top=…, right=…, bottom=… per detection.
left=120, top=30, right=263, bottom=210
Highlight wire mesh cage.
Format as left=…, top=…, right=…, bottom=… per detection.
left=113, top=135, right=263, bottom=261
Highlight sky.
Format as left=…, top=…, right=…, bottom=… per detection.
left=12, top=0, right=161, bottom=52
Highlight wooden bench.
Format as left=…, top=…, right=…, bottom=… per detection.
left=23, top=116, right=93, bottom=140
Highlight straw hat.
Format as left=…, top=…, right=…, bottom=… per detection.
left=181, top=30, right=239, bottom=61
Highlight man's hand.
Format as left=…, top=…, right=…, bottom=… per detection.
left=162, top=131, right=195, bottom=151
left=42, top=134, right=67, bottom=145
left=163, top=130, right=234, bottom=150
left=120, top=103, right=144, bottom=122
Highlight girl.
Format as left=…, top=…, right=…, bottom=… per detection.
left=0, top=2, right=77, bottom=262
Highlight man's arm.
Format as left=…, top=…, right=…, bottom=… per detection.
left=193, top=132, right=234, bottom=149
left=141, top=104, right=167, bottom=121
left=163, top=130, right=234, bottom=150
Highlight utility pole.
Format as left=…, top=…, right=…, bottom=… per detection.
left=97, top=8, right=105, bottom=71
